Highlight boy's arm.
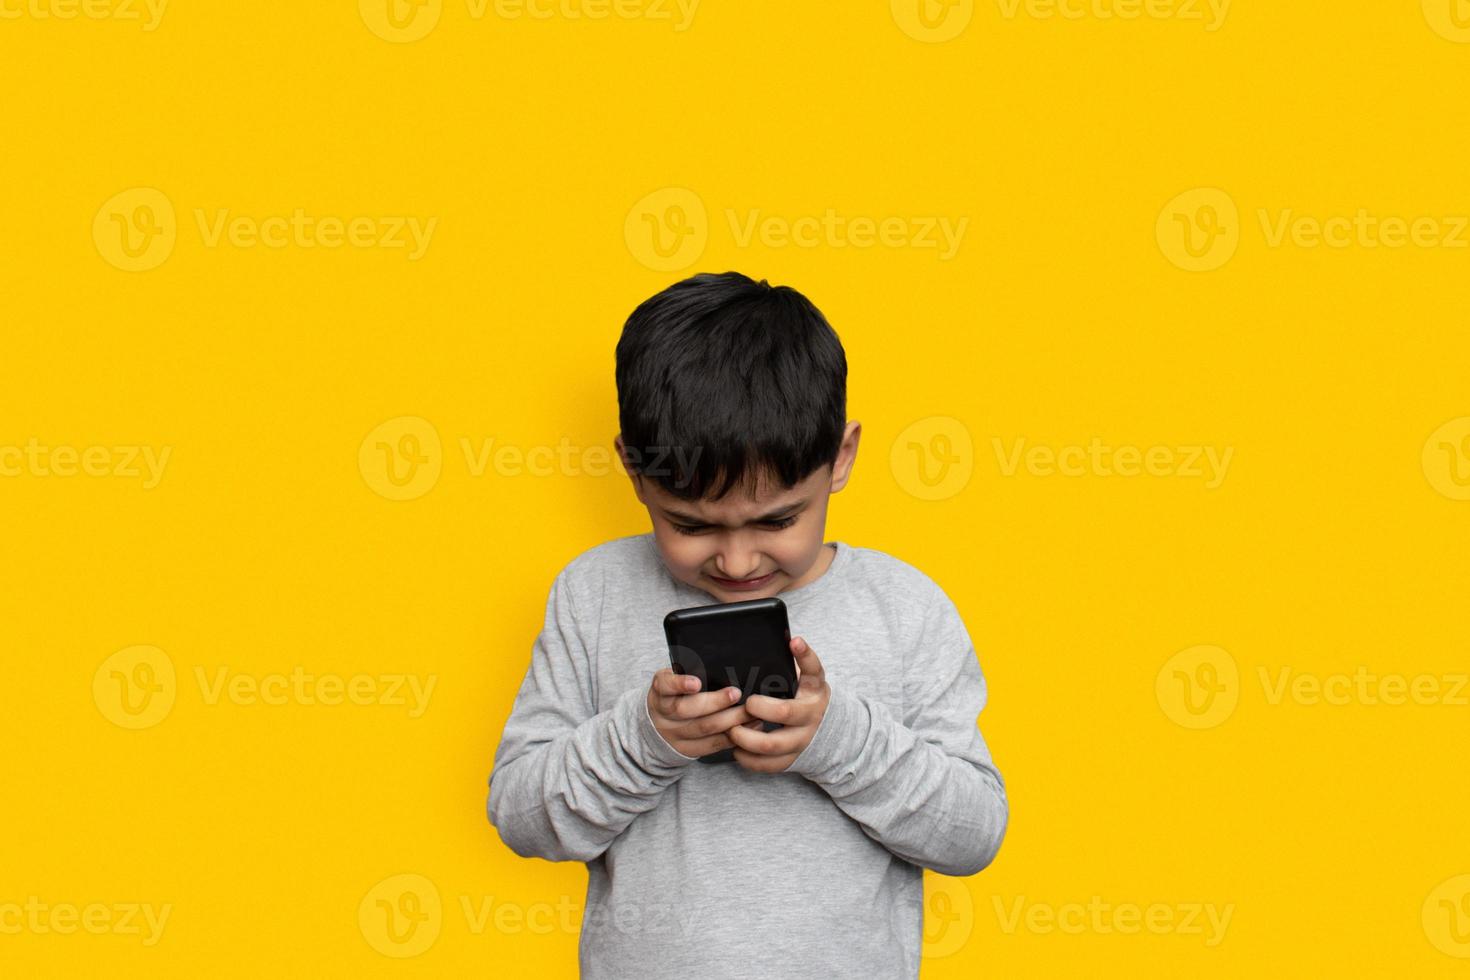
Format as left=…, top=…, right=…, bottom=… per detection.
left=785, top=589, right=1008, bottom=877
left=487, top=568, right=696, bottom=862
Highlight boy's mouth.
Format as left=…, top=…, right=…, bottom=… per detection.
left=707, top=570, right=777, bottom=591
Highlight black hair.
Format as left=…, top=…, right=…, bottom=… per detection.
left=615, top=271, right=848, bottom=501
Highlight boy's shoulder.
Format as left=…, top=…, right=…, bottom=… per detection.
left=552, top=532, right=662, bottom=594
left=840, top=540, right=957, bottom=612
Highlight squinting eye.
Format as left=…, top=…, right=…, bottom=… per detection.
left=670, top=516, right=796, bottom=536
left=673, top=514, right=799, bottom=537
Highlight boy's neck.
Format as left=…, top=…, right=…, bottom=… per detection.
left=779, top=542, right=837, bottom=594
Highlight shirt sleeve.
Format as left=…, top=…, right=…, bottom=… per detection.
left=785, top=586, right=1009, bottom=877
left=487, top=567, right=697, bottom=862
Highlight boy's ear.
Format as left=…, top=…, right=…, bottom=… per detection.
left=829, top=420, right=862, bottom=493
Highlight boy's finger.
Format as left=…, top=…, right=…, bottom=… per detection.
left=791, top=637, right=824, bottom=682
left=745, top=694, right=800, bottom=725
left=650, top=669, right=700, bottom=715
left=670, top=686, right=742, bottom=720
left=678, top=732, right=735, bottom=758
left=727, top=720, right=807, bottom=756
left=671, top=703, right=751, bottom=739
left=652, top=668, right=700, bottom=697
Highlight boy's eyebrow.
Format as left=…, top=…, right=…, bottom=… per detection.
left=660, top=500, right=805, bottom=525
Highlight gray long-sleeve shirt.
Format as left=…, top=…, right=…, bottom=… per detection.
left=487, top=532, right=1008, bottom=979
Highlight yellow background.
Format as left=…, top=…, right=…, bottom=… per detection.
left=4, top=0, right=1470, bottom=976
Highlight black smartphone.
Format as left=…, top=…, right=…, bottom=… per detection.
left=663, top=597, right=796, bottom=764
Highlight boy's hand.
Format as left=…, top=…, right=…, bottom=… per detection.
left=728, top=636, right=830, bottom=773
left=647, top=668, right=751, bottom=759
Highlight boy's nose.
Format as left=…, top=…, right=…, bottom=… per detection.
left=713, top=546, right=762, bottom=580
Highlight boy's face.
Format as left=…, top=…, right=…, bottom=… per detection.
left=617, top=421, right=861, bottom=602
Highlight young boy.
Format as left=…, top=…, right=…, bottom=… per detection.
left=487, top=272, right=1007, bottom=979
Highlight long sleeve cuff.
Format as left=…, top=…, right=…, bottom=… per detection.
left=624, top=686, right=700, bottom=773
left=786, top=685, right=865, bottom=784
left=781, top=684, right=1008, bottom=876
